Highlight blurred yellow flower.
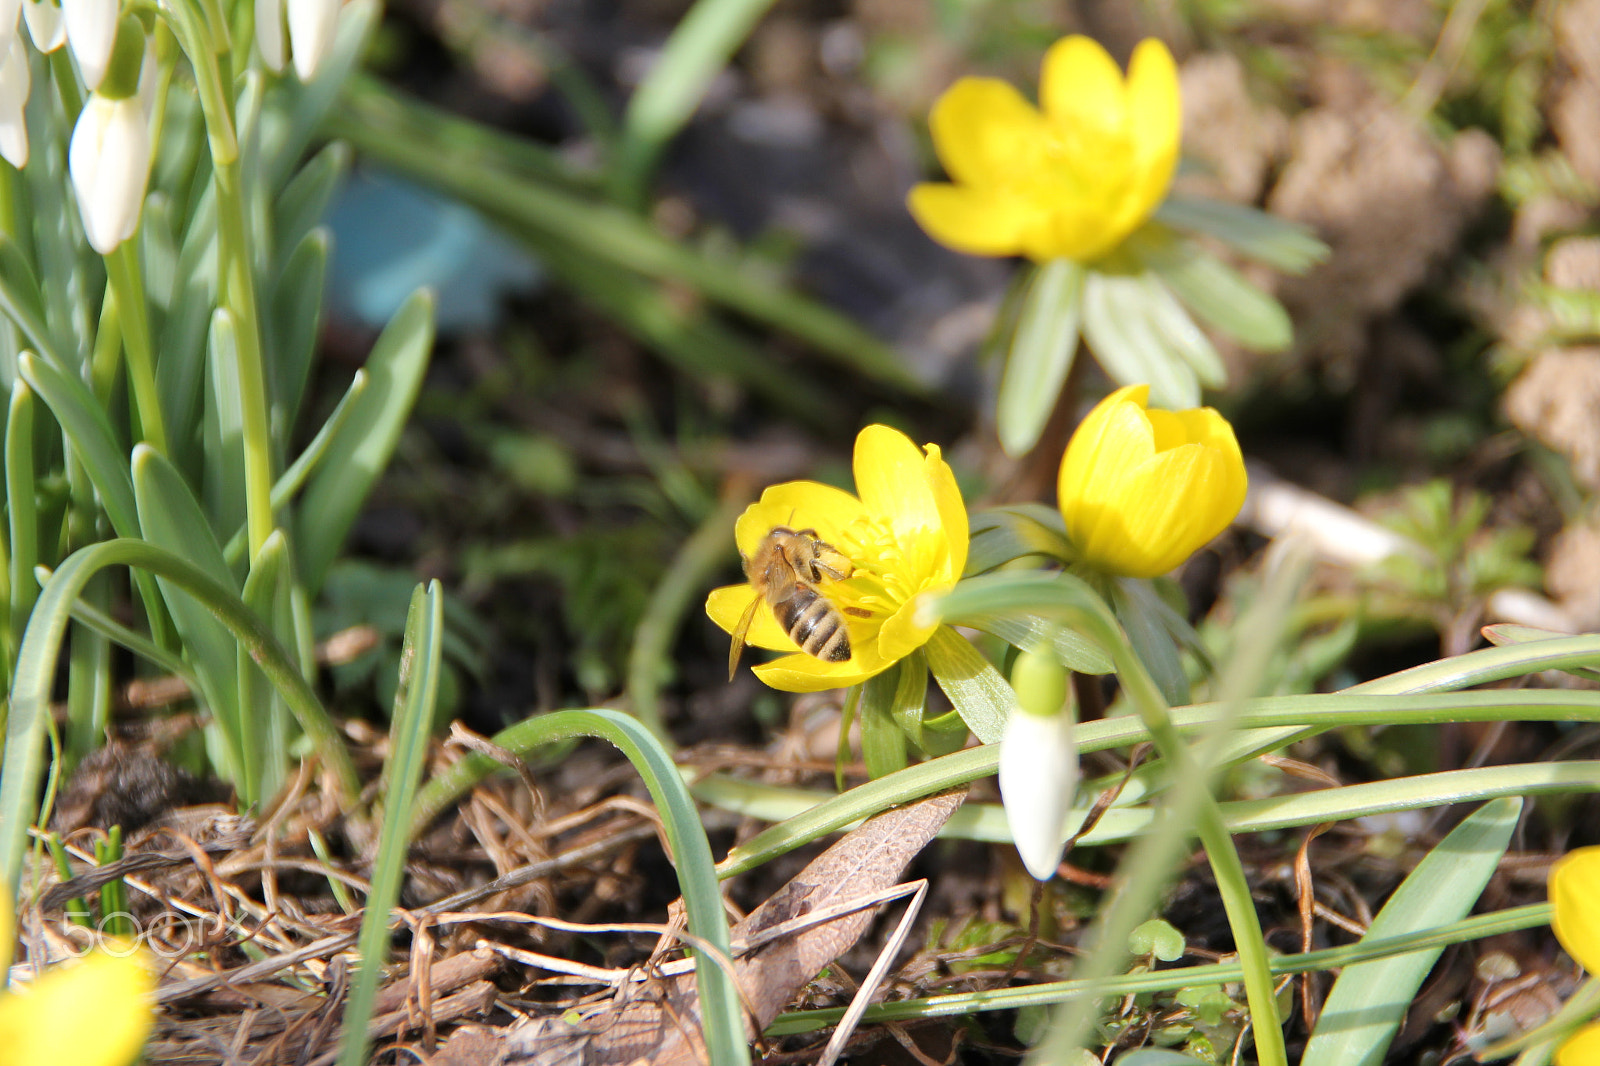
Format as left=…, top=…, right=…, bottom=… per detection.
left=1057, top=384, right=1246, bottom=578
left=707, top=424, right=968, bottom=692
left=0, top=891, right=154, bottom=1066
left=908, top=35, right=1180, bottom=263
left=1551, top=847, right=1600, bottom=1066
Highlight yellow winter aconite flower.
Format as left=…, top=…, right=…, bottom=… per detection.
left=908, top=35, right=1180, bottom=264
left=1058, top=384, right=1246, bottom=578
left=707, top=424, right=968, bottom=692
left=1551, top=847, right=1600, bottom=1066
left=0, top=891, right=155, bottom=1066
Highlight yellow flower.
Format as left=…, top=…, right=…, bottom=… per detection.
left=1057, top=384, right=1246, bottom=578
left=1551, top=848, right=1600, bottom=1066
left=707, top=424, right=968, bottom=692
left=907, top=35, right=1180, bottom=264
left=0, top=890, right=154, bottom=1066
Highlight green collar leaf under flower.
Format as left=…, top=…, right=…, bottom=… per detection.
left=908, top=35, right=1180, bottom=264
left=708, top=424, right=968, bottom=692
left=1058, top=384, right=1247, bottom=578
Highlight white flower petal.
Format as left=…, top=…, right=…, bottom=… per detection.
left=998, top=707, right=1079, bottom=881
left=286, top=0, right=337, bottom=80
left=23, top=0, right=64, bottom=52
left=255, top=0, right=284, bottom=71
left=0, top=36, right=29, bottom=167
left=62, top=0, right=115, bottom=88
left=69, top=92, right=149, bottom=252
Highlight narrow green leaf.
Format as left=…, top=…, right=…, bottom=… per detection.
left=267, top=228, right=328, bottom=432
left=1137, top=273, right=1226, bottom=389
left=295, top=289, right=434, bottom=593
left=239, top=532, right=296, bottom=804
left=1111, top=579, right=1189, bottom=707
left=998, top=260, right=1083, bottom=457
left=934, top=569, right=1116, bottom=676
left=611, top=0, right=779, bottom=204
left=203, top=309, right=249, bottom=540
left=1154, top=198, right=1329, bottom=273
left=339, top=581, right=443, bottom=1066
left=1141, top=237, right=1292, bottom=353
left=1303, top=797, right=1523, bottom=1066
left=859, top=663, right=909, bottom=778
left=406, top=706, right=749, bottom=1066
left=967, top=504, right=1074, bottom=574
left=0, top=233, right=54, bottom=363
left=132, top=444, right=248, bottom=791
left=1081, top=271, right=1200, bottom=410
left=924, top=625, right=1010, bottom=744
left=20, top=352, right=138, bottom=535
left=272, top=141, right=349, bottom=267
left=7, top=378, right=37, bottom=657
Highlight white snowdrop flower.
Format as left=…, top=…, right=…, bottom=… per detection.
left=0, top=36, right=30, bottom=167
left=0, top=0, right=23, bottom=55
left=257, top=0, right=338, bottom=80
left=62, top=0, right=115, bottom=88
left=999, top=705, right=1080, bottom=881
left=69, top=89, right=150, bottom=252
left=24, top=0, right=65, bottom=52
left=255, top=0, right=284, bottom=71
left=999, top=647, right=1079, bottom=881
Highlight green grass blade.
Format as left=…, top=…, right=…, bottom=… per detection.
left=408, top=707, right=748, bottom=1065
left=1303, top=797, right=1523, bottom=1066
left=338, top=581, right=443, bottom=1066
left=610, top=0, right=778, bottom=204
left=295, top=289, right=434, bottom=593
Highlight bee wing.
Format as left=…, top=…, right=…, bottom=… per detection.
left=728, top=593, right=763, bottom=681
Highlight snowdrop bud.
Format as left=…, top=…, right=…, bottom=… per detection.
left=0, top=36, right=29, bottom=168
left=999, top=648, right=1078, bottom=881
left=0, top=0, right=22, bottom=54
left=62, top=0, right=116, bottom=88
left=286, top=0, right=337, bottom=80
left=254, top=0, right=283, bottom=71
left=23, top=0, right=65, bottom=52
left=70, top=24, right=150, bottom=255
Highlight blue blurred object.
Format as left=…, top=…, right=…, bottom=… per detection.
left=326, top=167, right=542, bottom=333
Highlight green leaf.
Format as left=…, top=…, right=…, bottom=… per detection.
left=860, top=664, right=909, bottom=778
left=1302, top=797, right=1523, bottom=1066
left=1154, top=197, right=1329, bottom=274
left=20, top=353, right=138, bottom=535
left=1111, top=578, right=1190, bottom=707
left=295, top=289, right=434, bottom=593
left=1141, top=237, right=1292, bottom=353
left=1129, top=918, right=1186, bottom=962
left=924, top=625, right=1010, bottom=744
left=7, top=379, right=37, bottom=657
left=936, top=567, right=1114, bottom=675
left=132, top=444, right=248, bottom=789
left=268, top=228, right=328, bottom=428
left=1082, top=271, right=1200, bottom=410
left=0, top=234, right=53, bottom=365
left=1137, top=273, right=1226, bottom=389
left=338, top=582, right=444, bottom=1066
left=998, top=260, right=1083, bottom=457
left=239, top=532, right=297, bottom=804
left=966, top=504, right=1074, bottom=574
left=272, top=141, right=349, bottom=267
left=203, top=309, right=249, bottom=541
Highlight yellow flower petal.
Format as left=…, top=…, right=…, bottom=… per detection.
left=1125, top=38, right=1181, bottom=207
left=736, top=481, right=866, bottom=557
left=705, top=584, right=793, bottom=652
left=923, top=443, right=969, bottom=579
left=0, top=949, right=154, bottom=1066
left=1558, top=1023, right=1600, bottom=1066
left=1040, top=35, right=1127, bottom=142
left=928, top=77, right=1047, bottom=188
left=907, top=183, right=1035, bottom=257
left=753, top=653, right=882, bottom=693
left=854, top=425, right=943, bottom=541
left=1553, top=847, right=1600, bottom=974
left=1058, top=385, right=1247, bottom=578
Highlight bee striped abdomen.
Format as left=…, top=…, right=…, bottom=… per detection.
left=777, top=588, right=851, bottom=662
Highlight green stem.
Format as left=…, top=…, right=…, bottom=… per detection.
left=104, top=242, right=167, bottom=452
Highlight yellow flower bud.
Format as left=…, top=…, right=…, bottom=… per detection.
left=908, top=35, right=1180, bottom=264
left=1057, top=384, right=1247, bottom=578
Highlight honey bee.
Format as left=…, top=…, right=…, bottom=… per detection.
left=728, top=526, right=865, bottom=680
